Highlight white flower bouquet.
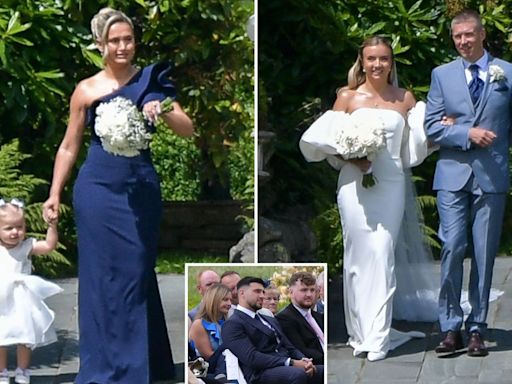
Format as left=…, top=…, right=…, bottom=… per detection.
left=94, top=96, right=173, bottom=157
left=334, top=113, right=386, bottom=188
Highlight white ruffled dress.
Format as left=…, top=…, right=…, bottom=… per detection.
left=0, top=239, right=63, bottom=349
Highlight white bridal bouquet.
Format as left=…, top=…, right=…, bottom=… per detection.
left=95, top=96, right=173, bottom=157
left=334, top=113, right=386, bottom=187
left=299, top=110, right=386, bottom=188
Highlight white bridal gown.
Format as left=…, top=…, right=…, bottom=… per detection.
left=300, top=104, right=429, bottom=357
left=337, top=108, right=424, bottom=355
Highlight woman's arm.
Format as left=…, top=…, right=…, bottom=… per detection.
left=43, top=83, right=88, bottom=222
left=161, top=102, right=194, bottom=137
left=189, top=319, right=215, bottom=360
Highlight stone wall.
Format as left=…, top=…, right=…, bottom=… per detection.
left=159, top=200, right=250, bottom=254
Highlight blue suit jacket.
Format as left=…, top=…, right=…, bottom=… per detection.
left=221, top=308, right=305, bottom=383
left=425, top=56, right=512, bottom=192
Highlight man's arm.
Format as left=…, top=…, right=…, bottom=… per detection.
left=425, top=68, right=472, bottom=150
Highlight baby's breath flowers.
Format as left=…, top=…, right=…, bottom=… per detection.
left=95, top=97, right=174, bottom=157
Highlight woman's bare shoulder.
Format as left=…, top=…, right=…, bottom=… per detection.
left=72, top=72, right=106, bottom=105
left=333, top=87, right=356, bottom=111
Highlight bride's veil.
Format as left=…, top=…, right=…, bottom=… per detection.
left=391, top=67, right=439, bottom=322
left=393, top=171, right=439, bottom=322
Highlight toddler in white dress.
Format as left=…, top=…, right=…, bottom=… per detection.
left=0, top=199, right=62, bottom=384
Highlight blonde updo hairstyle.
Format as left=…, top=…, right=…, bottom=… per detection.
left=347, top=36, right=397, bottom=90
left=91, top=8, right=134, bottom=60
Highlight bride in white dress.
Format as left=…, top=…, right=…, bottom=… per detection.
left=300, top=36, right=430, bottom=362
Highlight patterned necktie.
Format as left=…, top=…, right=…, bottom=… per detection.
left=468, top=64, right=484, bottom=104
left=305, top=311, right=324, bottom=346
left=256, top=313, right=281, bottom=344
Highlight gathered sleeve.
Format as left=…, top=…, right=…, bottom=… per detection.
left=138, top=62, right=178, bottom=107
left=401, top=101, right=431, bottom=168
left=299, top=110, right=349, bottom=170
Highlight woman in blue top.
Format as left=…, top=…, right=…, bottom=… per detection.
left=189, top=283, right=232, bottom=372
left=43, top=7, right=193, bottom=383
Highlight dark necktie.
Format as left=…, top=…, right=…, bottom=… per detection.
left=468, top=64, right=484, bottom=104
left=256, top=313, right=281, bottom=345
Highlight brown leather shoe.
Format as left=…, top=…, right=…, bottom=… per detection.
left=435, top=330, right=464, bottom=353
left=467, top=331, right=488, bottom=357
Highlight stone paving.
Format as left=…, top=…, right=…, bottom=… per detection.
left=3, top=274, right=185, bottom=384
left=327, top=257, right=512, bottom=384
left=3, top=258, right=512, bottom=383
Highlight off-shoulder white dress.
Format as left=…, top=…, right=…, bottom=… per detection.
left=300, top=103, right=428, bottom=357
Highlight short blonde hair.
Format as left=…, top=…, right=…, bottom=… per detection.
left=0, top=202, right=24, bottom=221
left=90, top=8, right=134, bottom=60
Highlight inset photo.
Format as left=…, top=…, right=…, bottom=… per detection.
left=186, top=263, right=326, bottom=384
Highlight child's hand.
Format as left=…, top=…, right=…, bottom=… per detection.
left=45, top=216, right=58, bottom=226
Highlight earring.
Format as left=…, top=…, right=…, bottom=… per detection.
left=362, top=69, right=366, bottom=73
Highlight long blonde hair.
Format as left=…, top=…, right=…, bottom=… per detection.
left=195, top=283, right=231, bottom=323
left=347, top=36, right=396, bottom=90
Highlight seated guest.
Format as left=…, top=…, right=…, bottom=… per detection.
left=258, top=284, right=280, bottom=317
left=189, top=269, right=220, bottom=321
left=220, top=270, right=241, bottom=317
left=276, top=272, right=325, bottom=365
left=222, top=276, right=324, bottom=384
left=189, top=283, right=232, bottom=379
left=313, top=271, right=325, bottom=314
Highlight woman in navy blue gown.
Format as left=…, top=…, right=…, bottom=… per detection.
left=43, top=8, right=194, bottom=383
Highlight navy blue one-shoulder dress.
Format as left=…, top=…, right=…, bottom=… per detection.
left=73, top=63, right=175, bottom=383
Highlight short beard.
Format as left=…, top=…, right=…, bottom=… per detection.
left=249, top=302, right=262, bottom=312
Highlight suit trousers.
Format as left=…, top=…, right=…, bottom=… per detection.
left=437, top=176, right=506, bottom=333
left=257, top=365, right=324, bottom=384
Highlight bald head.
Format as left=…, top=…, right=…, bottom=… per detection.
left=196, top=270, right=220, bottom=296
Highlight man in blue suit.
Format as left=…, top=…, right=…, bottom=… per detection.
left=425, top=9, right=512, bottom=357
left=221, top=277, right=324, bottom=383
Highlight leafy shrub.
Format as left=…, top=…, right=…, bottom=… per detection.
left=151, top=123, right=201, bottom=201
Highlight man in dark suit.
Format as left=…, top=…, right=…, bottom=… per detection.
left=276, top=272, right=325, bottom=365
left=221, top=277, right=324, bottom=384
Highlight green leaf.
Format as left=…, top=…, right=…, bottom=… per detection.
left=7, top=36, right=33, bottom=46
left=35, top=70, right=64, bottom=79
left=0, top=40, right=6, bottom=66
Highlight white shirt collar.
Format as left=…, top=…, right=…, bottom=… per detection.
left=236, top=305, right=257, bottom=319
left=292, top=303, right=311, bottom=318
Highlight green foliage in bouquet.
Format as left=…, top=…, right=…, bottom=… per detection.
left=0, top=139, right=72, bottom=277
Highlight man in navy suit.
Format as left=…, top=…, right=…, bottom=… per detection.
left=276, top=272, right=325, bottom=364
left=221, top=277, right=324, bottom=384
left=425, top=9, right=512, bottom=357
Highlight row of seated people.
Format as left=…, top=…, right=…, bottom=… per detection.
left=188, top=270, right=325, bottom=384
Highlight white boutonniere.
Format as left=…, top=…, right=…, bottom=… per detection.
left=489, top=65, right=506, bottom=83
